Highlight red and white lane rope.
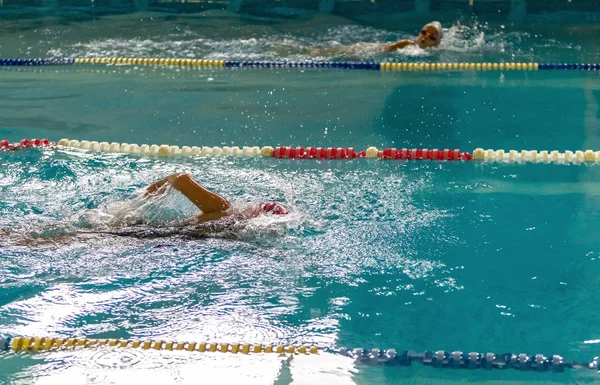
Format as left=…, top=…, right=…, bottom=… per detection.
left=2, top=138, right=600, bottom=164
left=1, top=139, right=53, bottom=151
left=48, top=138, right=472, bottom=161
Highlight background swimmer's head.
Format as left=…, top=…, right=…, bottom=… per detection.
left=417, top=21, right=443, bottom=48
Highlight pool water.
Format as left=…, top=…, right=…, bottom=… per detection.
left=1, top=12, right=600, bottom=385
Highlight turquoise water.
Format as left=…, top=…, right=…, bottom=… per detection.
left=1, top=12, right=600, bottom=384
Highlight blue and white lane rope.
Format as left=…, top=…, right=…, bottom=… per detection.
left=2, top=336, right=599, bottom=373
left=1, top=57, right=600, bottom=71
left=0, top=58, right=75, bottom=66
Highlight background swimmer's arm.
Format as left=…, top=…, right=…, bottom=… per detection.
left=384, top=39, right=415, bottom=51
left=145, top=173, right=231, bottom=215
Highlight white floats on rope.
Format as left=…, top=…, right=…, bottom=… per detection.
left=472, top=148, right=600, bottom=164
left=57, top=139, right=266, bottom=158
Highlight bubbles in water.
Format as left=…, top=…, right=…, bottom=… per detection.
left=90, top=349, right=143, bottom=369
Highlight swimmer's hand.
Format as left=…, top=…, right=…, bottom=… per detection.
left=144, top=174, right=179, bottom=197
left=144, top=180, right=167, bottom=197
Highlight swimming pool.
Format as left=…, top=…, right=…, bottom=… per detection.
left=1, top=9, right=600, bottom=384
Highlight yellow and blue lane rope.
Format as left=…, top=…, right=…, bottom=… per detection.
left=2, top=335, right=599, bottom=373
left=1, top=57, right=599, bottom=71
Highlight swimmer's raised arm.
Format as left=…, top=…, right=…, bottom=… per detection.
left=145, top=173, right=231, bottom=219
left=145, top=176, right=171, bottom=195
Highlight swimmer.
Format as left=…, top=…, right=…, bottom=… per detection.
left=383, top=21, right=443, bottom=51
left=3, top=172, right=289, bottom=245
left=144, top=172, right=288, bottom=223
left=310, top=21, right=443, bottom=56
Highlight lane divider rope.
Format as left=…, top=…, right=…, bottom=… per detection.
left=1, top=139, right=52, bottom=150
left=3, top=139, right=600, bottom=165
left=2, top=336, right=599, bottom=373
left=472, top=147, right=600, bottom=164
left=54, top=139, right=473, bottom=160
left=1, top=57, right=599, bottom=71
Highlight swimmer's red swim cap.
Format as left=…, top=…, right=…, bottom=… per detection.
left=262, top=202, right=288, bottom=215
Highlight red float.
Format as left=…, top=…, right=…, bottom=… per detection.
left=329, top=148, right=337, bottom=159
left=441, top=149, right=449, bottom=160
left=277, top=147, right=287, bottom=158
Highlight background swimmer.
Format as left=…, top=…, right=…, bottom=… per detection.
left=384, top=21, right=443, bottom=51
left=310, top=21, right=443, bottom=56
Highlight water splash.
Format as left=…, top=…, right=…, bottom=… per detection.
left=73, top=186, right=200, bottom=229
